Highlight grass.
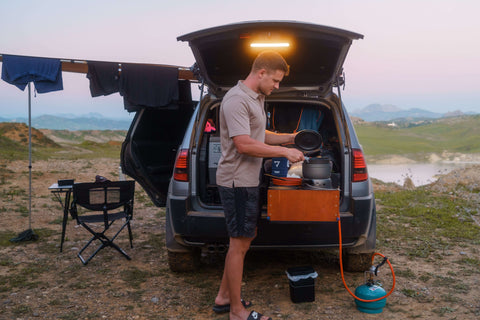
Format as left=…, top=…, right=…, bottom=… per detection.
left=394, top=268, right=416, bottom=279
left=0, top=143, right=122, bottom=161
left=143, top=233, right=165, bottom=250
left=372, top=181, right=480, bottom=316
left=354, top=114, right=480, bottom=156
left=0, top=231, right=19, bottom=246
left=432, top=306, right=456, bottom=316
left=2, top=115, right=480, bottom=162
left=0, top=125, right=125, bottom=161
left=455, top=257, right=480, bottom=267
left=376, top=188, right=480, bottom=254
left=0, top=259, right=50, bottom=291
left=123, top=267, right=153, bottom=289
left=1, top=123, right=479, bottom=318
left=2, top=185, right=27, bottom=199
left=0, top=180, right=478, bottom=319
left=11, top=305, right=32, bottom=316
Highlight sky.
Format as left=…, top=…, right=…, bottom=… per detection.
left=0, top=0, right=479, bottom=119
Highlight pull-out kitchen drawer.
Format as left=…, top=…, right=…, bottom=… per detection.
left=267, top=189, right=339, bottom=222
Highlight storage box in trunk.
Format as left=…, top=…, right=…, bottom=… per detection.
left=208, top=136, right=221, bottom=185
left=267, top=189, right=339, bottom=222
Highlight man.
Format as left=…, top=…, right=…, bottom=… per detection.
left=213, top=51, right=304, bottom=320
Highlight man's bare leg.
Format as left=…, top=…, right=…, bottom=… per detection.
left=215, top=236, right=251, bottom=306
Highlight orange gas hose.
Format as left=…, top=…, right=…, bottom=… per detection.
left=337, top=217, right=396, bottom=302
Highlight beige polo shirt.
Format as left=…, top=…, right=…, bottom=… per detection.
left=216, top=81, right=266, bottom=188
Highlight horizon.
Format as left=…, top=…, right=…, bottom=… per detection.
left=2, top=102, right=478, bottom=127
left=1, top=1, right=479, bottom=118
left=0, top=102, right=477, bottom=121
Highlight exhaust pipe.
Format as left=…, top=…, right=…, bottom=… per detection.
left=206, top=244, right=227, bottom=254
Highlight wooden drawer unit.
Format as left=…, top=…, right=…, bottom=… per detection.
left=267, top=189, right=339, bottom=222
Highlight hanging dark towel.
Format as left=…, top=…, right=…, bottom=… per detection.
left=119, top=64, right=179, bottom=109
left=123, top=98, right=179, bottom=112
left=123, top=79, right=193, bottom=112
left=86, top=61, right=119, bottom=97
left=1, top=55, right=63, bottom=93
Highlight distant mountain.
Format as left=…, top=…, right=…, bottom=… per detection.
left=2, top=105, right=477, bottom=129
left=1, top=114, right=131, bottom=130
left=360, top=104, right=403, bottom=113
left=53, top=112, right=108, bottom=119
left=350, top=104, right=446, bottom=122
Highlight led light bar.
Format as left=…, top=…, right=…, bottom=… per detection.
left=250, top=42, right=290, bottom=48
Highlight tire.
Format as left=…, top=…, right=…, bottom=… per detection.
left=167, top=249, right=201, bottom=272
left=343, top=251, right=374, bottom=272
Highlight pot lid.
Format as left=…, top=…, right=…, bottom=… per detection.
left=305, top=157, right=331, bottom=164
left=295, top=129, right=322, bottom=151
left=177, top=21, right=363, bottom=92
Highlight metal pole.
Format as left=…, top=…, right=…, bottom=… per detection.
left=28, top=82, right=32, bottom=230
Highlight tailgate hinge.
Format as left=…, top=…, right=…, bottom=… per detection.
left=333, top=70, right=346, bottom=90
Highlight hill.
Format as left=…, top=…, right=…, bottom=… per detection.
left=2, top=115, right=480, bottom=164
left=0, top=123, right=126, bottom=161
left=0, top=114, right=131, bottom=130
left=0, top=123, right=58, bottom=147
left=350, top=103, right=477, bottom=122
left=354, top=114, right=480, bottom=161
left=40, top=129, right=127, bottom=145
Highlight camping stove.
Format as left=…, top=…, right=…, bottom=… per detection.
left=303, top=178, right=332, bottom=189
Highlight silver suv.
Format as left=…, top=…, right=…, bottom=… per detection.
left=121, top=21, right=376, bottom=272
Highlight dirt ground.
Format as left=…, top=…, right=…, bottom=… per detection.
left=1, top=157, right=479, bottom=320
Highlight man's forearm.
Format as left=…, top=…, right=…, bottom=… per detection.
left=265, top=130, right=295, bottom=145
left=234, top=135, right=289, bottom=158
left=232, top=134, right=304, bottom=163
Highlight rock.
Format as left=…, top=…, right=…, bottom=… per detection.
left=403, top=177, right=415, bottom=189
left=428, top=153, right=442, bottom=163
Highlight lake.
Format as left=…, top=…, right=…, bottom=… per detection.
left=368, top=163, right=474, bottom=186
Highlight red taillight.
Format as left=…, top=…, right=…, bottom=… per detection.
left=352, top=148, right=368, bottom=182
left=173, top=149, right=189, bottom=182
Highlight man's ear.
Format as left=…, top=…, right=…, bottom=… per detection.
left=258, top=68, right=267, bottom=79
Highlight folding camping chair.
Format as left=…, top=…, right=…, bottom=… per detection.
left=69, top=180, right=135, bottom=265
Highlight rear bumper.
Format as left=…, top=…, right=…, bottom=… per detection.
left=166, top=192, right=375, bottom=250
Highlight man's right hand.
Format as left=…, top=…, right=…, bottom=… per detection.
left=284, top=147, right=304, bottom=163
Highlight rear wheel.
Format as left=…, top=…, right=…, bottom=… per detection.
left=167, top=249, right=201, bottom=272
left=343, top=251, right=374, bottom=272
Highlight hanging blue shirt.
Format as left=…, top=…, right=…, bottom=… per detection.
left=297, top=108, right=324, bottom=131
left=1, top=55, right=63, bottom=93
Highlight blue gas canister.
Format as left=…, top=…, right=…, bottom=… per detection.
left=354, top=283, right=387, bottom=314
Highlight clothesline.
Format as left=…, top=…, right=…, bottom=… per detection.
left=0, top=53, right=197, bottom=80
left=0, top=52, right=199, bottom=242
left=1, top=53, right=198, bottom=111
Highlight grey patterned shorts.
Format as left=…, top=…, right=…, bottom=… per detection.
left=218, top=186, right=260, bottom=238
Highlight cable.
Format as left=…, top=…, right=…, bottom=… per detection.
left=293, top=107, right=304, bottom=132
left=337, top=217, right=396, bottom=303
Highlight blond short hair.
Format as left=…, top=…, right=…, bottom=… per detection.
left=252, top=51, right=290, bottom=76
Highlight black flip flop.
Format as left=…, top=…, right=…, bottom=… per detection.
left=247, top=310, right=272, bottom=320
left=212, top=299, right=252, bottom=314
